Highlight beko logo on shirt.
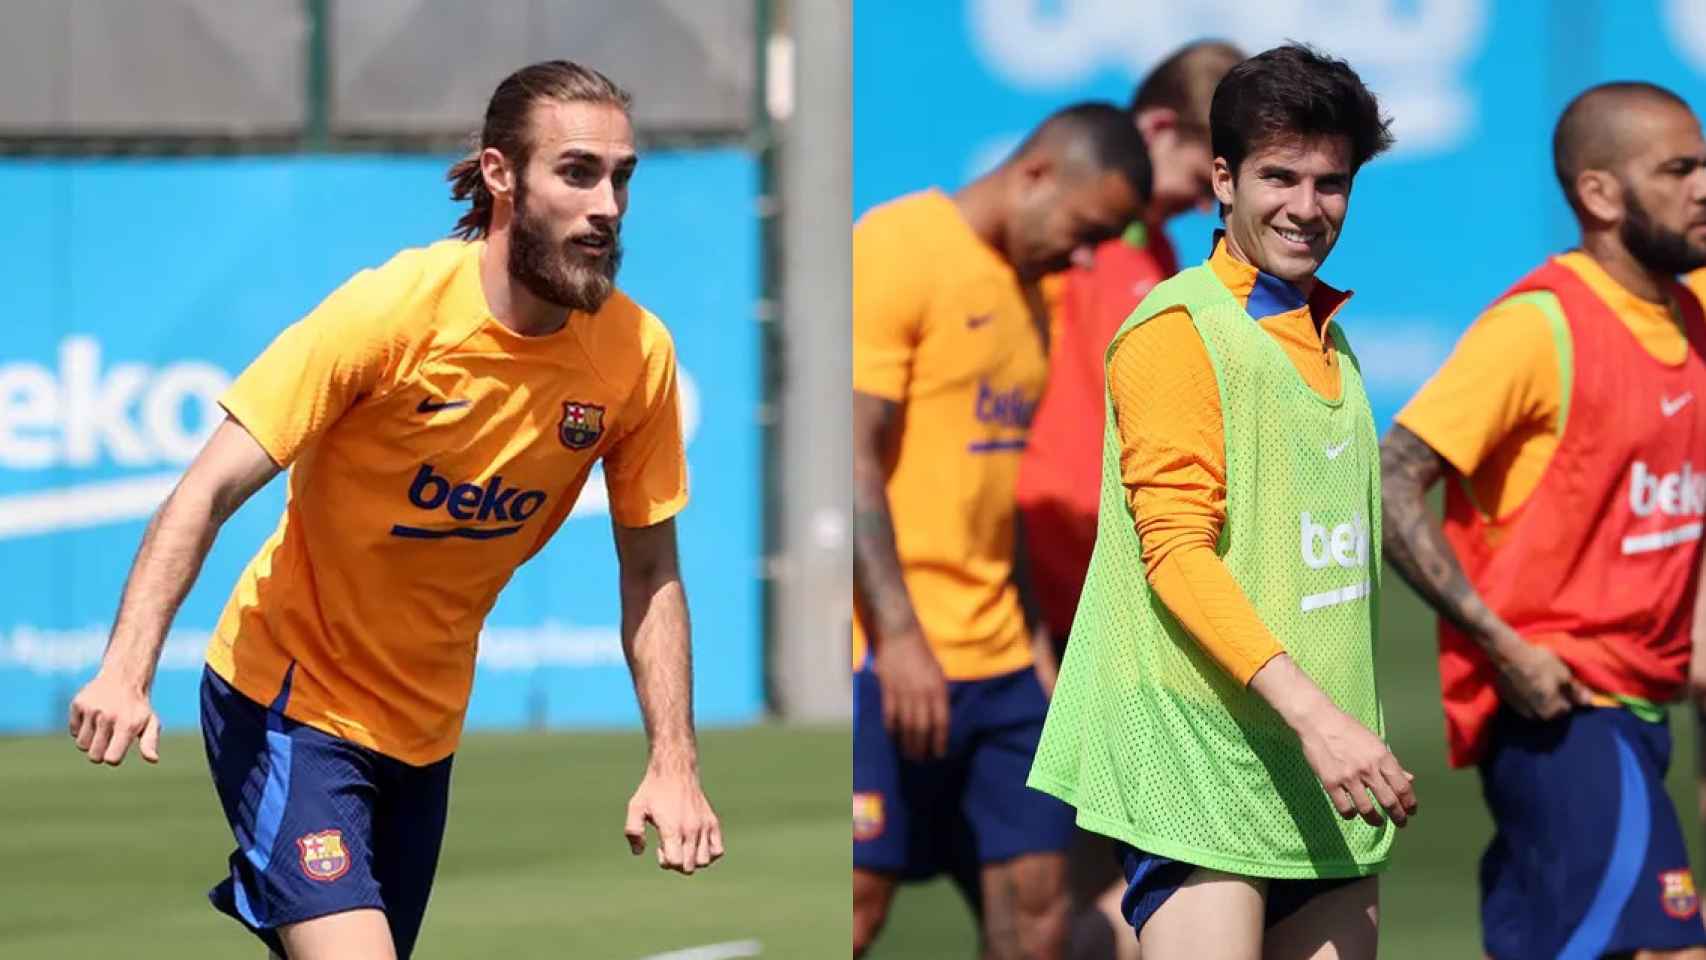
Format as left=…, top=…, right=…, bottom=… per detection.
left=391, top=464, right=548, bottom=540
left=974, top=380, right=1037, bottom=428
left=1623, top=461, right=1706, bottom=556
left=1299, top=511, right=1372, bottom=613
left=1629, top=461, right=1706, bottom=518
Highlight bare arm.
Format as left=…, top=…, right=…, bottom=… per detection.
left=1379, top=425, right=1515, bottom=643
left=1379, top=423, right=1588, bottom=718
left=852, top=390, right=949, bottom=758
left=612, top=517, right=722, bottom=875
left=851, top=392, right=920, bottom=640
left=71, top=416, right=281, bottom=764
left=613, top=518, right=696, bottom=772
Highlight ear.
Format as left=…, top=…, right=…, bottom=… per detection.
left=1135, top=106, right=1178, bottom=144
left=1575, top=169, right=1623, bottom=224
left=480, top=146, right=516, bottom=200
left=1211, top=156, right=1236, bottom=208
left=1009, top=146, right=1057, bottom=188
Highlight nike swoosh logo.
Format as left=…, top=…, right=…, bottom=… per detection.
left=1662, top=392, right=1694, bottom=417
left=966, top=313, right=994, bottom=330
left=1324, top=439, right=1351, bottom=460
left=417, top=397, right=472, bottom=414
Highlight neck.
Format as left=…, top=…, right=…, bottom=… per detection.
left=1220, top=227, right=1315, bottom=297
left=953, top=174, right=1014, bottom=269
left=480, top=224, right=571, bottom=337
left=1579, top=230, right=1670, bottom=304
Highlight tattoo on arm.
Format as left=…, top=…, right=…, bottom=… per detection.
left=1379, top=425, right=1512, bottom=647
left=852, top=392, right=921, bottom=642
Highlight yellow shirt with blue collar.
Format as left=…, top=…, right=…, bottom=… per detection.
left=1106, top=235, right=1352, bottom=684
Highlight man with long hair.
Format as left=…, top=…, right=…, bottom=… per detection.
left=67, top=60, right=722, bottom=959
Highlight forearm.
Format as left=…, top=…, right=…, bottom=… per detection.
left=621, top=574, right=697, bottom=772
left=1248, top=652, right=1340, bottom=730
left=103, top=481, right=227, bottom=691
left=1379, top=427, right=1515, bottom=652
left=852, top=453, right=920, bottom=643
left=1146, top=543, right=1286, bottom=685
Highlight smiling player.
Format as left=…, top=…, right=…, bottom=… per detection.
left=66, top=60, right=722, bottom=960
left=1029, top=44, right=1412, bottom=960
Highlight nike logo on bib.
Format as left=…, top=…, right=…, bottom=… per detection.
left=1324, top=439, right=1351, bottom=460
left=1662, top=393, right=1693, bottom=417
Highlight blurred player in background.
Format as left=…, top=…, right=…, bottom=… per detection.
left=1030, top=44, right=1411, bottom=960
left=1012, top=39, right=1244, bottom=960
left=1383, top=82, right=1706, bottom=959
left=852, top=103, right=1150, bottom=958
left=66, top=60, right=722, bottom=960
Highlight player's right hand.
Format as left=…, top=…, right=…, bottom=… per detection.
left=1296, top=706, right=1417, bottom=829
left=68, top=671, right=161, bottom=766
left=872, top=627, right=950, bottom=760
left=1490, top=637, right=1591, bottom=721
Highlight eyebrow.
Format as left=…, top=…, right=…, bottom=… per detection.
left=555, top=148, right=639, bottom=170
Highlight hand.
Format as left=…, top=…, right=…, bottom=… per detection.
left=68, top=671, right=161, bottom=766
left=1489, top=635, right=1592, bottom=721
left=1030, top=622, right=1059, bottom=700
left=624, top=763, right=724, bottom=876
left=871, top=627, right=950, bottom=759
left=1294, top=703, right=1417, bottom=828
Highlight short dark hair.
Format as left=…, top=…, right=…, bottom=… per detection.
left=1130, top=40, right=1246, bottom=139
left=1209, top=43, right=1393, bottom=179
left=1012, top=101, right=1153, bottom=204
left=447, top=60, right=633, bottom=240
left=1553, top=81, right=1691, bottom=218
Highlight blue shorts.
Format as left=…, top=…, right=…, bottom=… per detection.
left=1114, top=843, right=1359, bottom=936
left=1479, top=706, right=1706, bottom=960
left=200, top=665, right=453, bottom=958
left=852, top=664, right=1075, bottom=884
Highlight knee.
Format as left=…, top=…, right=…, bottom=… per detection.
left=1011, top=862, right=1070, bottom=948
left=853, top=873, right=895, bottom=957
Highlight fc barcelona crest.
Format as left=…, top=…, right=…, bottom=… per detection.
left=1660, top=868, right=1700, bottom=920
left=297, top=829, right=350, bottom=882
left=560, top=401, right=606, bottom=450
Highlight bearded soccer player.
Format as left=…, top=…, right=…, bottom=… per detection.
left=1029, top=45, right=1414, bottom=960
left=1383, top=82, right=1706, bottom=960
left=65, top=61, right=722, bottom=960
left=1012, top=41, right=1243, bottom=958
left=852, top=103, right=1149, bottom=959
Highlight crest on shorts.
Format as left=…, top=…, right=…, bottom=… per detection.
left=560, top=401, right=606, bottom=450
left=1660, top=868, right=1700, bottom=920
left=853, top=792, right=884, bottom=842
left=297, top=829, right=350, bottom=882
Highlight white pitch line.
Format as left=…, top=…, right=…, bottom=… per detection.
left=636, top=939, right=762, bottom=960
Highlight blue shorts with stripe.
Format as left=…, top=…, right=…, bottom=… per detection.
left=1479, top=705, right=1705, bottom=959
left=1112, top=843, right=1360, bottom=937
left=200, top=665, right=452, bottom=958
left=852, top=664, right=1075, bottom=884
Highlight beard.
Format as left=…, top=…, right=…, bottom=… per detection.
left=1621, top=186, right=1706, bottom=276
left=507, top=178, right=623, bottom=314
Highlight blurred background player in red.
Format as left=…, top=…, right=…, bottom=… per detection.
left=1384, top=82, right=1706, bottom=960
left=1013, top=40, right=1245, bottom=960
left=853, top=103, right=1149, bottom=959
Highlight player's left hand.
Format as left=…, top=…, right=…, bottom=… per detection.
left=624, top=764, right=725, bottom=876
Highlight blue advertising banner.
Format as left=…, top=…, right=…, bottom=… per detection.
left=0, top=150, right=762, bottom=734
left=854, top=0, right=1706, bottom=427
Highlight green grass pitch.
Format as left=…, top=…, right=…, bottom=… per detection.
left=0, top=723, right=850, bottom=958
